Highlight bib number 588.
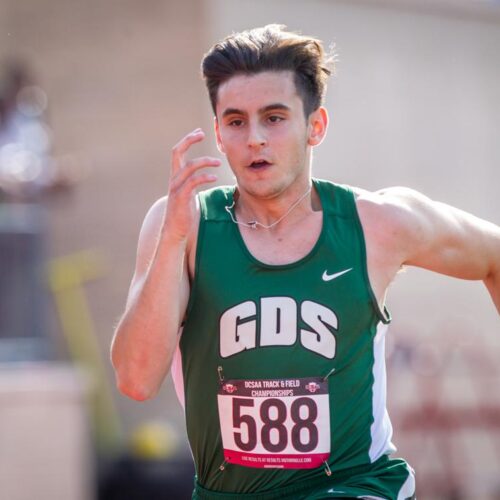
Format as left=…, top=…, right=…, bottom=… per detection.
left=233, top=397, right=318, bottom=453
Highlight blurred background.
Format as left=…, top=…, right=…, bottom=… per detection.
left=0, top=0, right=499, bottom=499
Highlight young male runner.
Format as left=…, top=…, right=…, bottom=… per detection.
left=111, top=25, right=500, bottom=499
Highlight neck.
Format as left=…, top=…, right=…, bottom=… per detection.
left=234, top=179, right=315, bottom=230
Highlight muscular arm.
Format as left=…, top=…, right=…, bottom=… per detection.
left=110, top=198, right=191, bottom=401
left=400, top=189, right=500, bottom=313
left=358, top=187, right=500, bottom=314
left=110, top=129, right=220, bottom=401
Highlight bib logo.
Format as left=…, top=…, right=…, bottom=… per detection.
left=219, top=297, right=338, bottom=359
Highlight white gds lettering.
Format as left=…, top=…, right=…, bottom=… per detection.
left=260, top=297, right=297, bottom=347
left=300, top=300, right=337, bottom=359
left=219, top=301, right=257, bottom=358
left=219, top=297, right=338, bottom=359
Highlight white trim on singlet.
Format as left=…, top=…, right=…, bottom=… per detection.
left=369, top=321, right=397, bottom=462
left=171, top=329, right=185, bottom=410
left=397, top=464, right=416, bottom=500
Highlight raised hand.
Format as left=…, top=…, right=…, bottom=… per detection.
left=164, top=128, right=221, bottom=242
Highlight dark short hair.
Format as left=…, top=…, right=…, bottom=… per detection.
left=201, top=24, right=335, bottom=118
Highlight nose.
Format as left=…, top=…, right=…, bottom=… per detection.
left=247, top=122, right=267, bottom=148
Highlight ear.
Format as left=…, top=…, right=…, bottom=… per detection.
left=307, top=107, right=328, bottom=146
left=214, top=117, right=226, bottom=154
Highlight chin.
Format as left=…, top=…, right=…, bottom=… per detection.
left=239, top=179, right=289, bottom=200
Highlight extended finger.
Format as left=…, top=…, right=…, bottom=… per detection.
left=174, top=173, right=218, bottom=199
left=171, top=156, right=221, bottom=187
left=171, top=129, right=205, bottom=174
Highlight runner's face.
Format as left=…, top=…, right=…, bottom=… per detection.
left=214, top=71, right=326, bottom=199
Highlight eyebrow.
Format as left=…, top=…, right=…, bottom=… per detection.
left=221, top=103, right=291, bottom=119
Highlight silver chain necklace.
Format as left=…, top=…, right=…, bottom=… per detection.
left=224, top=186, right=312, bottom=230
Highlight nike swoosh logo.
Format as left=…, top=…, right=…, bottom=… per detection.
left=322, top=268, right=353, bottom=281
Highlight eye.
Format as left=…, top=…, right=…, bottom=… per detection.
left=228, top=119, right=244, bottom=127
left=267, top=115, right=284, bottom=124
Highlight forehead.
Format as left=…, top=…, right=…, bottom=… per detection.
left=216, top=71, right=301, bottom=115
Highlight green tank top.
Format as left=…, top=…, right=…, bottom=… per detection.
left=174, top=178, right=395, bottom=495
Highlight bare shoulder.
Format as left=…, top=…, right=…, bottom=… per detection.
left=352, top=186, right=428, bottom=245
left=135, top=195, right=201, bottom=275
left=353, top=185, right=500, bottom=279
left=142, top=196, right=168, bottom=233
left=131, top=197, right=167, bottom=283
left=136, top=196, right=167, bottom=257
left=353, top=185, right=452, bottom=272
left=346, top=186, right=441, bottom=299
left=141, top=194, right=201, bottom=239
left=353, top=185, right=429, bottom=213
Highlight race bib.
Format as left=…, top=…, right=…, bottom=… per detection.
left=217, top=377, right=330, bottom=469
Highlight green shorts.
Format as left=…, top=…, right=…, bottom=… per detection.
left=193, top=455, right=416, bottom=500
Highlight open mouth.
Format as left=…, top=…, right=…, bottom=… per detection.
left=249, top=160, right=271, bottom=169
